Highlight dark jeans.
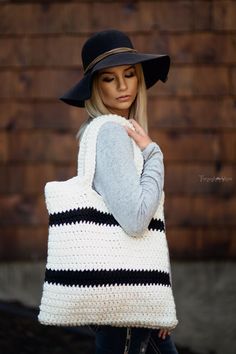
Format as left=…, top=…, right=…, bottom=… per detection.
left=89, top=325, right=178, bottom=354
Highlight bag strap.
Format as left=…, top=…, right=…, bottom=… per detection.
left=77, top=114, right=144, bottom=187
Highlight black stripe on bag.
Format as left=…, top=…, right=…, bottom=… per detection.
left=49, top=207, right=165, bottom=232
left=45, top=269, right=171, bottom=287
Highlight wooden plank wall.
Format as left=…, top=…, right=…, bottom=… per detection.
left=0, top=0, right=235, bottom=261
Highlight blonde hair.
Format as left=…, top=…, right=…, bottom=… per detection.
left=82, top=64, right=148, bottom=135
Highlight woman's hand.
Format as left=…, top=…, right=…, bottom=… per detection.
left=125, top=119, right=152, bottom=151
left=158, top=329, right=171, bottom=340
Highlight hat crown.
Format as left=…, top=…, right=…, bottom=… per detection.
left=82, top=30, right=134, bottom=72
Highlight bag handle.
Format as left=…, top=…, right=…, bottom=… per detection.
left=77, top=114, right=144, bottom=187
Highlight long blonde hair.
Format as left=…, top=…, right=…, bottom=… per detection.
left=77, top=64, right=148, bottom=140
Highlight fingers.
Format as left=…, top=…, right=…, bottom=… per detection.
left=124, top=119, right=152, bottom=151
left=124, top=125, right=137, bottom=138
left=158, top=329, right=171, bottom=340
left=128, top=119, right=145, bottom=136
left=124, top=124, right=142, bottom=144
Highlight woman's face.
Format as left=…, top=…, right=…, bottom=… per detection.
left=97, top=64, right=138, bottom=118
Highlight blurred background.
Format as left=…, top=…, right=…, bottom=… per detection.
left=0, top=1, right=235, bottom=353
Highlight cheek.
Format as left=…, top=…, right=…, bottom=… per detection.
left=98, top=87, right=106, bottom=103
left=132, top=78, right=138, bottom=94
left=99, top=84, right=113, bottom=102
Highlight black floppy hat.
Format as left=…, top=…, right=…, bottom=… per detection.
left=60, top=29, right=170, bottom=107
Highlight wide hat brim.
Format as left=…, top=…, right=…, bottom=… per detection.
left=60, top=52, right=170, bottom=108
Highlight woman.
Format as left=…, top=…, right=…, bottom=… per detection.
left=60, top=29, right=178, bottom=354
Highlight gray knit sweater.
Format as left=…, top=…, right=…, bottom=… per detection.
left=89, top=121, right=164, bottom=238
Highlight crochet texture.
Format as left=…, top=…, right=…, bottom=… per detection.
left=38, top=114, right=178, bottom=330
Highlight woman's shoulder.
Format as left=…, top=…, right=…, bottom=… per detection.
left=98, top=120, right=125, bottom=131
left=97, top=120, right=130, bottom=143
left=79, top=117, right=132, bottom=152
left=95, top=120, right=133, bottom=159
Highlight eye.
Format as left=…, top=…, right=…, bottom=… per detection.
left=101, top=76, right=114, bottom=83
left=125, top=70, right=136, bottom=78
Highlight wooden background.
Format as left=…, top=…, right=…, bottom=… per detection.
left=0, top=0, right=235, bottom=261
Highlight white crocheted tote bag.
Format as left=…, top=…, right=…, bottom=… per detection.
left=38, top=114, right=178, bottom=330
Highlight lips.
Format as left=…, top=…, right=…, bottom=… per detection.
left=116, top=95, right=131, bottom=101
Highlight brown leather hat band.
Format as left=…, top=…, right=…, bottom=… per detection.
left=84, top=47, right=137, bottom=74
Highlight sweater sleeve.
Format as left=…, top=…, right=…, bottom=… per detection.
left=92, top=121, right=164, bottom=237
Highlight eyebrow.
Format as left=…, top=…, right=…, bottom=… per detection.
left=99, top=65, right=134, bottom=75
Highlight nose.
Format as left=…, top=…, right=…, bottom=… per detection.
left=117, top=75, right=128, bottom=91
